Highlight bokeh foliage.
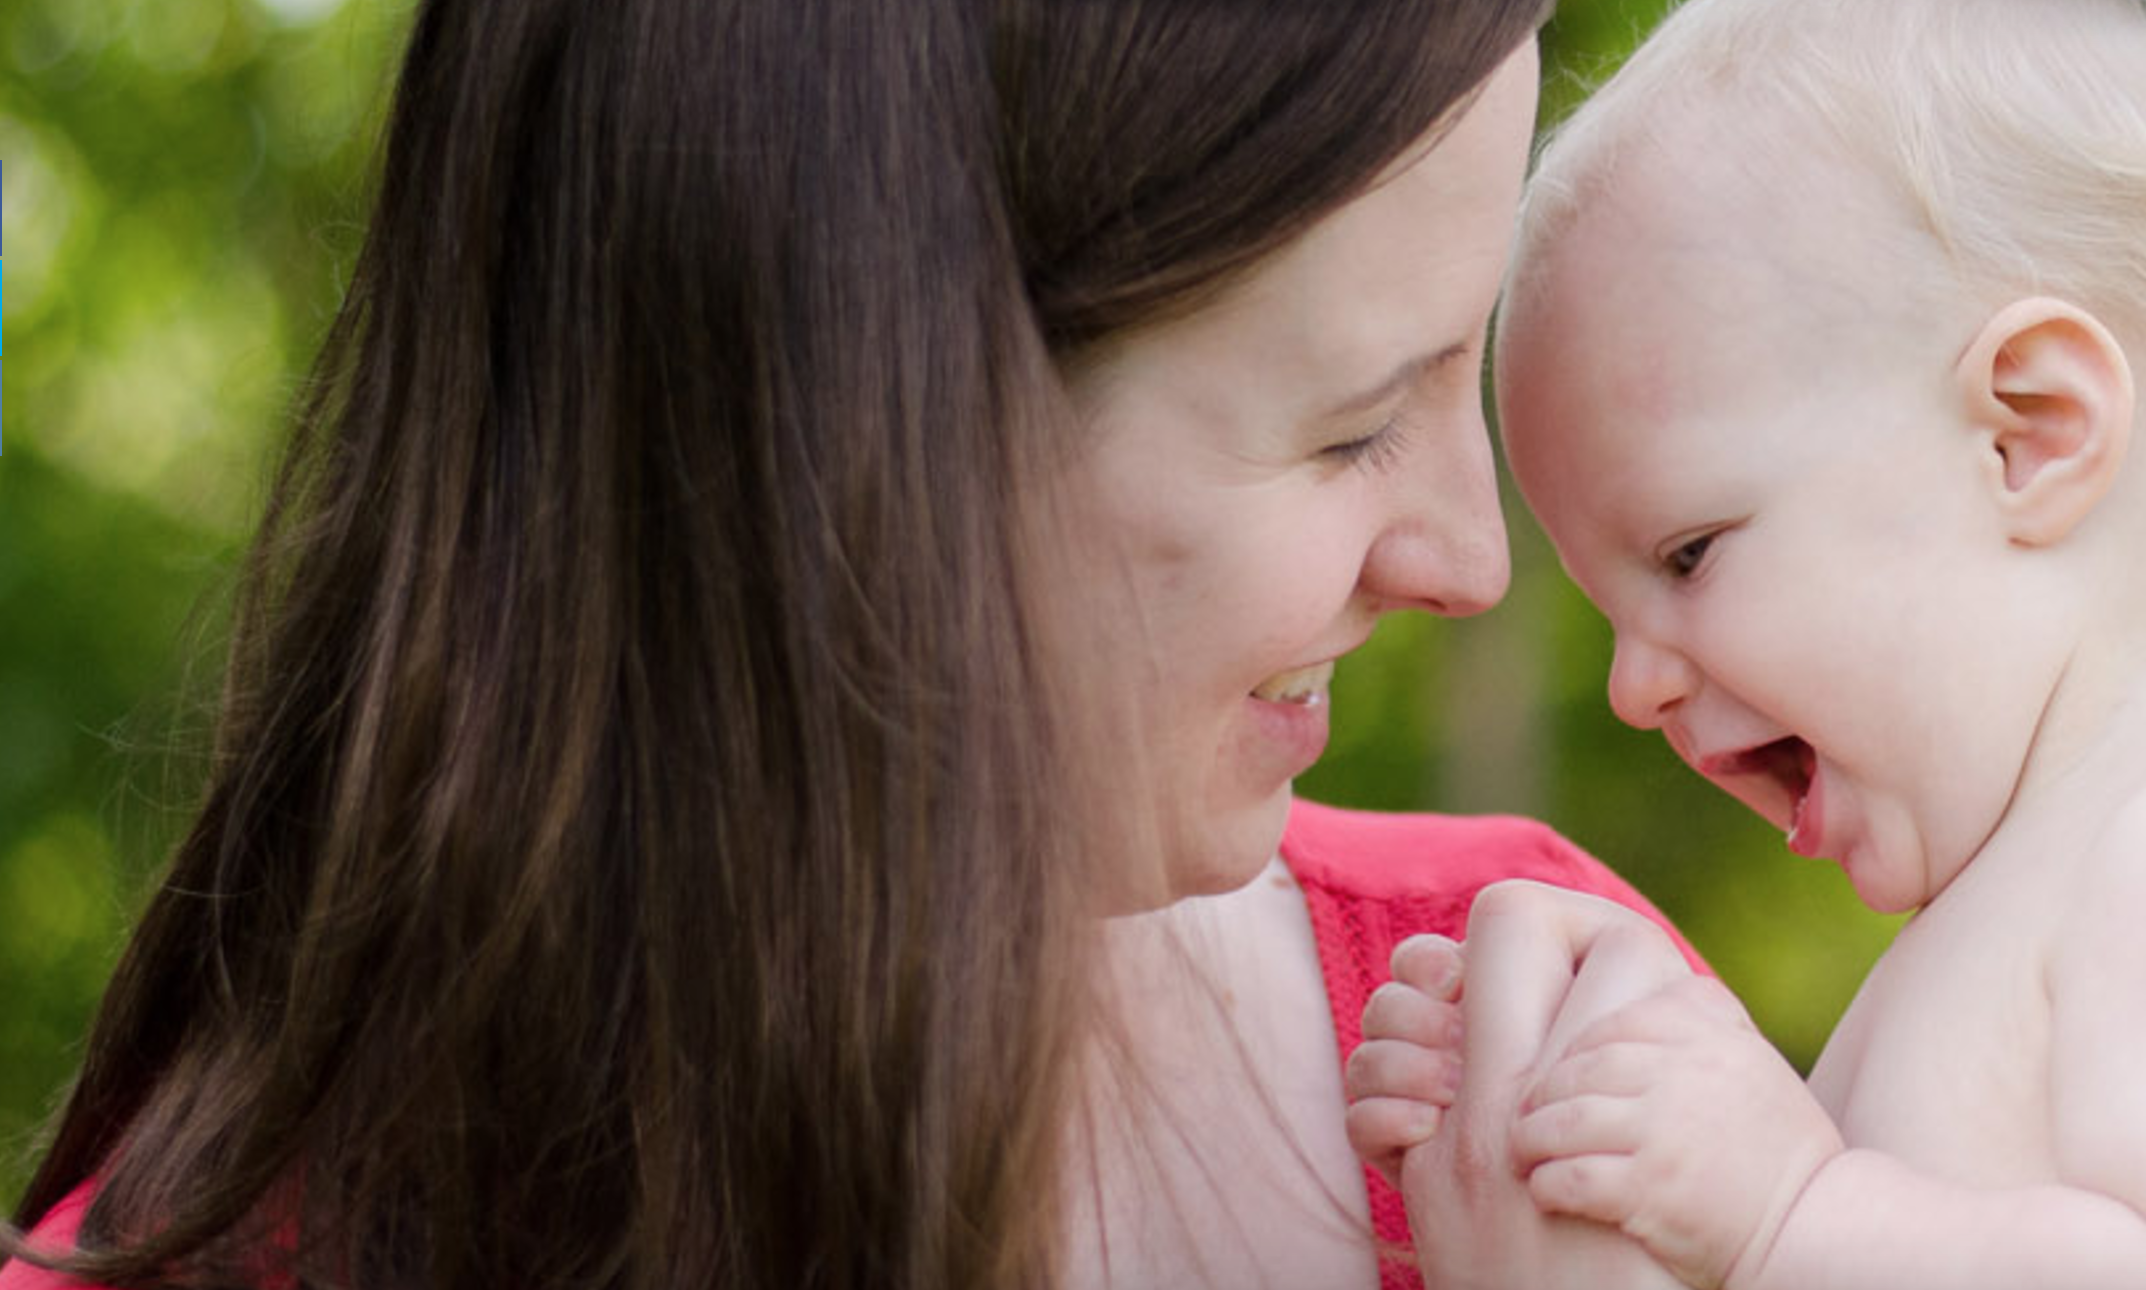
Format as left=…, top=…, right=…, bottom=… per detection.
left=0, top=0, right=416, bottom=1205
left=0, top=0, right=1899, bottom=1209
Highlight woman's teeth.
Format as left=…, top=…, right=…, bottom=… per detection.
left=1252, top=660, right=1335, bottom=705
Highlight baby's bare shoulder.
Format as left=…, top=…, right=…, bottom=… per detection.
left=2042, top=792, right=2146, bottom=1210
left=2046, top=790, right=2146, bottom=990
left=2101, top=789, right=2146, bottom=849
left=2072, top=789, right=2146, bottom=901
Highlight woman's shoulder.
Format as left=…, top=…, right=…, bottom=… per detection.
left=1, top=1181, right=113, bottom=1290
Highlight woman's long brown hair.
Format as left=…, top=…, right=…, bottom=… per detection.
left=7, top=1, right=1544, bottom=1286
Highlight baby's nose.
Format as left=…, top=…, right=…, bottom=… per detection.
left=1606, top=633, right=1698, bottom=730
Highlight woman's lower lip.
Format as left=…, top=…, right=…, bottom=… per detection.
left=1247, top=691, right=1333, bottom=780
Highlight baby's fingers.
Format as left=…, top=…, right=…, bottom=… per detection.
left=1523, top=1153, right=1642, bottom=1230
left=1563, top=975, right=1754, bottom=1057
left=1345, top=1036, right=1463, bottom=1107
left=1345, top=1095, right=1443, bottom=1187
left=1523, top=1040, right=1657, bottom=1113
left=1389, top=933, right=1464, bottom=1000
left=1510, top=1091, right=1640, bottom=1172
left=1362, top=979, right=1462, bottom=1048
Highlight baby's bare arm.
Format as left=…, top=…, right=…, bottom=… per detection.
left=1751, top=803, right=2146, bottom=1289
left=1402, top=881, right=1691, bottom=1290
left=1511, top=977, right=1843, bottom=1289
left=1519, top=804, right=2146, bottom=1290
left=1511, top=957, right=2146, bottom=1290
left=1745, top=1150, right=2146, bottom=1290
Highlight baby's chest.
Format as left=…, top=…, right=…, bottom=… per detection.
left=1809, top=921, right=2057, bottom=1187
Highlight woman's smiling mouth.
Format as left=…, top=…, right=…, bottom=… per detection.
left=1251, top=659, right=1337, bottom=706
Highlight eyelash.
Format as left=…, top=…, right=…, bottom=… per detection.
left=1324, top=419, right=1410, bottom=473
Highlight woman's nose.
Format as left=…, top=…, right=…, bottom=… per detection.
left=1607, top=632, right=1698, bottom=730
left=1359, top=411, right=1512, bottom=617
left=1358, top=464, right=1512, bottom=617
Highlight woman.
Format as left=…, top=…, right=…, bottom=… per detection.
left=1, top=1, right=1688, bottom=1287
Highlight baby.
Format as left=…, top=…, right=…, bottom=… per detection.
left=1351, top=0, right=2146, bottom=1286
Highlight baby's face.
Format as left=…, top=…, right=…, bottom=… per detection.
left=1494, top=151, right=2055, bottom=914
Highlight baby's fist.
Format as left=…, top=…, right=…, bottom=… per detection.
left=1345, top=934, right=1467, bottom=1186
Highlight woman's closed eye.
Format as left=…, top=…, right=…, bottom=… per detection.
left=1321, top=418, right=1410, bottom=474
left=1316, top=339, right=1472, bottom=476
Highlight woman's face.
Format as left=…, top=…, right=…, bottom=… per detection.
left=1063, top=41, right=1540, bottom=903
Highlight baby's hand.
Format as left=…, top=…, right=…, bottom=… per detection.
left=1510, top=976, right=1845, bottom=1290
left=1344, top=934, right=1466, bottom=1187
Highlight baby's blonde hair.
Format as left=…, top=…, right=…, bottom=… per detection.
left=1520, top=0, right=2146, bottom=336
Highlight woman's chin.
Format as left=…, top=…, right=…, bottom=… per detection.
left=1089, top=782, right=1295, bottom=915
left=1169, top=786, right=1296, bottom=901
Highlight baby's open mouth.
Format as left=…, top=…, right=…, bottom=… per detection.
left=1700, top=735, right=1816, bottom=827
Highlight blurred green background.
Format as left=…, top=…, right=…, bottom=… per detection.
left=0, top=0, right=1900, bottom=1207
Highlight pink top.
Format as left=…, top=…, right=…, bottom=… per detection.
left=1280, top=798, right=1706, bottom=1290
left=0, top=1182, right=94, bottom=1290
left=1, top=799, right=1704, bottom=1290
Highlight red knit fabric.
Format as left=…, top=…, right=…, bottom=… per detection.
left=0, top=1179, right=300, bottom=1290
left=1280, top=797, right=1708, bottom=1290
left=0, top=1182, right=96, bottom=1290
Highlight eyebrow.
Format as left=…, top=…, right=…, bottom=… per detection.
left=1319, top=341, right=1471, bottom=420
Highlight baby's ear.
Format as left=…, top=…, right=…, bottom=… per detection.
left=1954, top=297, right=2135, bottom=546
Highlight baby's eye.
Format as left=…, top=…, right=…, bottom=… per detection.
left=1664, top=533, right=1716, bottom=579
